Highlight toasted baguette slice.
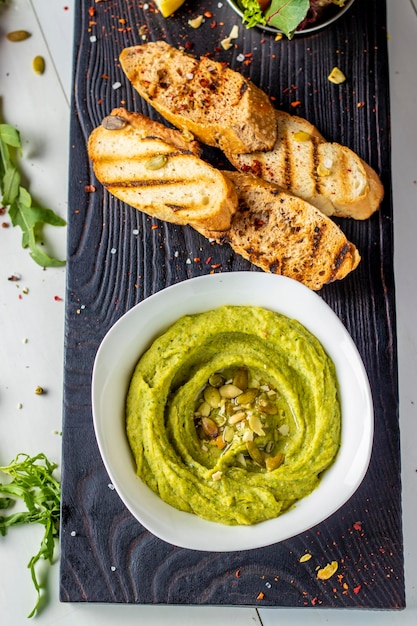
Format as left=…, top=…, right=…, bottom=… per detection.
left=87, top=108, right=238, bottom=231
left=119, top=41, right=277, bottom=155
left=226, top=110, right=384, bottom=220
left=195, top=172, right=360, bottom=291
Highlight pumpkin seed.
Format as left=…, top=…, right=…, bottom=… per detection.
left=208, top=373, right=224, bottom=388
left=145, top=154, right=168, bottom=170
left=233, top=367, right=248, bottom=391
left=248, top=413, right=265, bottom=437
left=201, top=417, right=219, bottom=439
left=219, top=384, right=242, bottom=399
left=32, top=56, right=45, bottom=75
left=6, top=30, right=31, bottom=42
left=258, top=397, right=277, bottom=415
left=246, top=441, right=264, bottom=466
left=102, top=115, right=127, bottom=130
left=203, top=386, right=221, bottom=408
left=236, top=388, right=258, bottom=405
left=196, top=401, right=211, bottom=417
left=265, top=452, right=285, bottom=472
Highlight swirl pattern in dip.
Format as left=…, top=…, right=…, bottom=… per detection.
left=126, top=305, right=341, bottom=525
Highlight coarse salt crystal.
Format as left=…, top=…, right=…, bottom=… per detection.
left=108, top=483, right=115, bottom=490
left=90, top=35, right=97, bottom=43
left=111, top=566, right=116, bottom=571
left=70, top=530, right=77, bottom=537
left=186, top=72, right=194, bottom=80
left=110, top=247, right=117, bottom=254
left=186, top=258, right=192, bottom=264
left=112, top=82, right=122, bottom=90
left=132, top=229, right=139, bottom=235
left=236, top=54, right=245, bottom=62
left=174, top=251, right=179, bottom=258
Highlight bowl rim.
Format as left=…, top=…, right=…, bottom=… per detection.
left=92, top=272, right=374, bottom=551
left=225, top=0, right=356, bottom=35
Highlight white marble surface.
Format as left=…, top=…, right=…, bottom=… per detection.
left=0, top=0, right=416, bottom=623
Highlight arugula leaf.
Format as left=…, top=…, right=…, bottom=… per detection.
left=0, top=453, right=61, bottom=618
left=0, top=121, right=66, bottom=267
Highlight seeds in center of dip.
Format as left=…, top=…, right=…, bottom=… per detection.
left=194, top=366, right=289, bottom=473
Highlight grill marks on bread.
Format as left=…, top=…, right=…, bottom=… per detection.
left=87, top=108, right=238, bottom=231
left=195, top=172, right=360, bottom=291
left=227, top=110, right=384, bottom=220
left=119, top=42, right=277, bottom=154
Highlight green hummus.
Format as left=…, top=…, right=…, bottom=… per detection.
left=126, top=305, right=341, bottom=526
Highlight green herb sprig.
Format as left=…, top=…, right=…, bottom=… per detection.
left=0, top=121, right=66, bottom=267
left=0, top=452, right=61, bottom=618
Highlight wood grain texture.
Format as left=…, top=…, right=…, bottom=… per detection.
left=60, top=0, right=405, bottom=609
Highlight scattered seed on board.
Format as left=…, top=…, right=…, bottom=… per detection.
left=32, top=56, right=45, bottom=75
left=6, top=30, right=31, bottom=42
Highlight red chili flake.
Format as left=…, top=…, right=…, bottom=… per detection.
left=210, top=21, right=218, bottom=29
left=2, top=222, right=10, bottom=228
left=291, top=100, right=302, bottom=108
left=193, top=257, right=201, bottom=263
left=211, top=263, right=222, bottom=269
left=353, top=585, right=362, bottom=594
left=256, top=592, right=264, bottom=600
left=357, top=102, right=365, bottom=108
left=85, top=184, right=96, bottom=192
left=235, top=569, right=241, bottom=578
left=204, top=11, right=213, bottom=17
left=185, top=41, right=193, bottom=50
left=101, top=73, right=110, bottom=79
left=54, top=295, right=63, bottom=301
left=88, top=7, right=95, bottom=17
left=353, top=521, right=362, bottom=531
left=0, top=206, right=7, bottom=215
left=311, top=596, right=319, bottom=605
left=151, top=224, right=158, bottom=230
left=205, top=256, right=212, bottom=264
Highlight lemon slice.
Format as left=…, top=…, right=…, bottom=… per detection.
left=155, top=0, right=186, bottom=18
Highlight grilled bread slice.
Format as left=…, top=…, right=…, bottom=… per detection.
left=119, top=41, right=277, bottom=155
left=195, top=171, right=361, bottom=291
left=87, top=108, right=238, bottom=231
left=225, top=110, right=384, bottom=220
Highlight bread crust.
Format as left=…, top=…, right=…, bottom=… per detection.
left=195, top=172, right=361, bottom=291
left=119, top=42, right=277, bottom=155
left=226, top=110, right=384, bottom=220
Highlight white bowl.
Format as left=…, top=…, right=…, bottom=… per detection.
left=92, top=272, right=373, bottom=551
left=226, top=0, right=356, bottom=36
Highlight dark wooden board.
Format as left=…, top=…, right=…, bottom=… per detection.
left=60, top=0, right=405, bottom=609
